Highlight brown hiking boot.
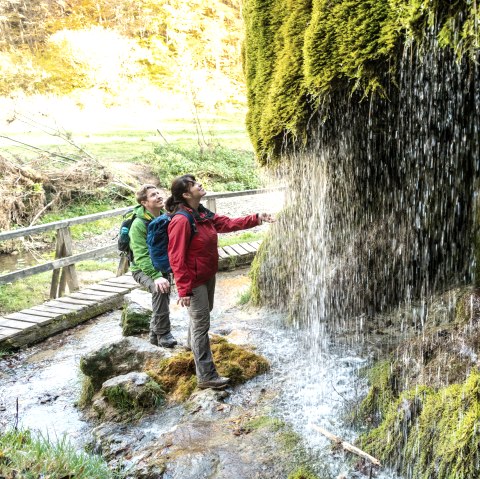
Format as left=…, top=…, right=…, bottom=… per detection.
left=197, top=376, right=230, bottom=390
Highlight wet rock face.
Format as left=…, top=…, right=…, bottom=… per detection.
left=121, top=297, right=151, bottom=336
left=79, top=337, right=165, bottom=390
left=92, top=372, right=164, bottom=421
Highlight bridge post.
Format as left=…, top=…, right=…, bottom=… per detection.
left=49, top=227, right=79, bottom=298
left=206, top=197, right=217, bottom=213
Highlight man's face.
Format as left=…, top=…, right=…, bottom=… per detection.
left=141, top=188, right=163, bottom=212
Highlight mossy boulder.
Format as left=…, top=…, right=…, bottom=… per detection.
left=359, top=369, right=480, bottom=479
left=79, top=337, right=165, bottom=397
left=92, top=372, right=164, bottom=421
left=121, top=300, right=150, bottom=336
left=356, top=288, right=480, bottom=478
left=146, top=335, right=270, bottom=402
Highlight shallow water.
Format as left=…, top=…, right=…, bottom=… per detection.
left=0, top=270, right=399, bottom=478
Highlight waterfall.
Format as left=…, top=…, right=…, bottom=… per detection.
left=255, top=28, right=479, bottom=339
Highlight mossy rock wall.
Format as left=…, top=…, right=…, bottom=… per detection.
left=244, top=0, right=479, bottom=163
left=248, top=6, right=479, bottom=323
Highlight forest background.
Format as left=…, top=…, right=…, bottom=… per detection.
left=0, top=0, right=264, bottom=313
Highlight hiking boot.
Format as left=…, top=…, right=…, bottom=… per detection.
left=197, top=376, right=230, bottom=390
left=149, top=333, right=158, bottom=346
left=158, top=332, right=177, bottom=348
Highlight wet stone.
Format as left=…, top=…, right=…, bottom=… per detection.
left=80, top=337, right=165, bottom=390
left=122, top=292, right=151, bottom=336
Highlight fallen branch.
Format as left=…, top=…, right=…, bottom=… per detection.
left=311, top=424, right=381, bottom=467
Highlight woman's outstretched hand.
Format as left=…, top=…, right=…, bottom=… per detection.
left=258, top=213, right=276, bottom=224
left=178, top=296, right=191, bottom=307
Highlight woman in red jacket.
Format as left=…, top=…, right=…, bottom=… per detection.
left=166, top=174, right=274, bottom=389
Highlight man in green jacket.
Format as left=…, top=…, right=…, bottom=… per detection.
left=129, top=184, right=177, bottom=348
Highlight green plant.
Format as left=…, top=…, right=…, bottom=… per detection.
left=0, top=429, right=122, bottom=478
left=145, top=144, right=262, bottom=191
left=238, top=287, right=252, bottom=305
left=218, top=231, right=264, bottom=247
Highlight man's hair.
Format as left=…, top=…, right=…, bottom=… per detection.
left=136, top=184, right=157, bottom=204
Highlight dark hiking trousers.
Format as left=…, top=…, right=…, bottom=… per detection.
left=132, top=270, right=171, bottom=336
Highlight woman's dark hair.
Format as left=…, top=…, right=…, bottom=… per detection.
left=165, top=174, right=196, bottom=213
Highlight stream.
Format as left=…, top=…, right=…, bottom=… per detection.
left=0, top=268, right=399, bottom=478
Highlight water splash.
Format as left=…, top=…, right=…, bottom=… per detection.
left=257, top=28, right=479, bottom=342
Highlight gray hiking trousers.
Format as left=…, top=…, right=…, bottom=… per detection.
left=132, top=270, right=171, bottom=337
left=187, top=275, right=218, bottom=382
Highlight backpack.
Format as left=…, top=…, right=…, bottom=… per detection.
left=146, top=211, right=197, bottom=272
left=117, top=210, right=149, bottom=262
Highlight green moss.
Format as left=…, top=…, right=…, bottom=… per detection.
left=357, top=360, right=398, bottom=423
left=146, top=336, right=270, bottom=401
left=288, top=467, right=320, bottom=479
left=244, top=0, right=480, bottom=163
left=78, top=376, right=96, bottom=408
left=247, top=415, right=285, bottom=431
left=102, top=380, right=164, bottom=413
left=121, top=305, right=150, bottom=336
left=359, top=369, right=480, bottom=479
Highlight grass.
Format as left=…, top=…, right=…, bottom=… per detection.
left=0, top=429, right=122, bottom=478
left=1, top=117, right=253, bottom=164
left=218, top=231, right=264, bottom=247
left=0, top=259, right=118, bottom=315
left=40, top=198, right=131, bottom=241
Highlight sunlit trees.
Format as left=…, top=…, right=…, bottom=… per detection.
left=0, top=0, right=246, bottom=101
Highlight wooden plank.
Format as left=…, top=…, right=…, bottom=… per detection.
left=222, top=245, right=239, bottom=257
left=218, top=248, right=230, bottom=259
left=0, top=318, right=35, bottom=330
left=248, top=241, right=261, bottom=250
left=44, top=301, right=85, bottom=311
left=68, top=292, right=115, bottom=301
left=100, top=280, right=137, bottom=289
left=238, top=242, right=257, bottom=253
left=30, top=305, right=70, bottom=315
left=4, top=312, right=49, bottom=324
left=229, top=244, right=250, bottom=256
left=91, top=284, right=129, bottom=293
left=54, top=296, right=96, bottom=306
left=76, top=288, right=114, bottom=298
left=108, top=275, right=137, bottom=285
left=0, top=326, right=18, bottom=336
left=22, top=309, right=59, bottom=319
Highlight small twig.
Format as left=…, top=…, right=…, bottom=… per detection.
left=29, top=195, right=59, bottom=227
left=312, top=424, right=381, bottom=467
left=14, top=397, right=19, bottom=430
left=0, top=135, right=77, bottom=163
left=156, top=128, right=170, bottom=145
left=12, top=111, right=96, bottom=160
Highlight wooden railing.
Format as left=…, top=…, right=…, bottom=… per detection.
left=0, top=187, right=283, bottom=298
left=0, top=207, right=131, bottom=298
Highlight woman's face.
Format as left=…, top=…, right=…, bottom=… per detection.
left=187, top=181, right=206, bottom=199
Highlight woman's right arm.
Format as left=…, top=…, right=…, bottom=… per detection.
left=168, top=215, right=194, bottom=298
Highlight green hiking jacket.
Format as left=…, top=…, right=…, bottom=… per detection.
left=128, top=204, right=163, bottom=280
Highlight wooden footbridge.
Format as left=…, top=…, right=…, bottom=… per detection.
left=0, top=189, right=276, bottom=350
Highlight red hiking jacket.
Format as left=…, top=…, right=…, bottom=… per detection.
left=168, top=207, right=259, bottom=297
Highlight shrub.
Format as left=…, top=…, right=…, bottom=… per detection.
left=144, top=144, right=262, bottom=191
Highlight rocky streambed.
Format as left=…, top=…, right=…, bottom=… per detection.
left=0, top=268, right=392, bottom=479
